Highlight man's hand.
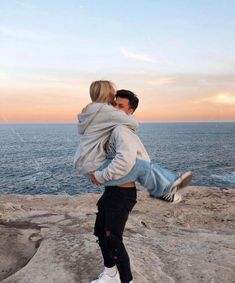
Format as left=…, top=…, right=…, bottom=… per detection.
left=88, top=172, right=102, bottom=186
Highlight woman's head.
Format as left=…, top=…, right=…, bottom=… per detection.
left=90, top=80, right=116, bottom=104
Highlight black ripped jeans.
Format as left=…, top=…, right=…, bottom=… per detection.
left=94, top=186, right=137, bottom=283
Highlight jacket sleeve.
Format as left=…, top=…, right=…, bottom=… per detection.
left=107, top=107, right=139, bottom=131
left=77, top=103, right=139, bottom=135
left=94, top=127, right=137, bottom=184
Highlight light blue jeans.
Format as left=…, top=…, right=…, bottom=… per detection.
left=98, top=159, right=178, bottom=197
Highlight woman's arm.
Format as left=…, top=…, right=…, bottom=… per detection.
left=78, top=103, right=139, bottom=135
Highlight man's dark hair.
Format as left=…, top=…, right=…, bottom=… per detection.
left=116, top=89, right=139, bottom=111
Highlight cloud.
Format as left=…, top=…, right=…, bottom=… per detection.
left=147, top=77, right=176, bottom=86
left=193, top=93, right=235, bottom=105
left=121, top=48, right=154, bottom=62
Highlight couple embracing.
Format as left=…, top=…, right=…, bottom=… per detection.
left=74, top=80, right=192, bottom=283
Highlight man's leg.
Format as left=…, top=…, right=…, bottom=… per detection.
left=105, top=232, right=132, bottom=283
left=93, top=187, right=136, bottom=283
left=93, top=194, right=123, bottom=283
left=103, top=186, right=137, bottom=283
left=92, top=195, right=124, bottom=283
left=94, top=196, right=116, bottom=269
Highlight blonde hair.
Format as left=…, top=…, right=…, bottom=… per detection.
left=89, top=80, right=116, bottom=103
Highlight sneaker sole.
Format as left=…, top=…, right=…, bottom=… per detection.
left=158, top=192, right=182, bottom=204
left=171, top=171, right=192, bottom=193
left=172, top=192, right=182, bottom=204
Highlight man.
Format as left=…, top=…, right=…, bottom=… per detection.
left=89, top=90, right=186, bottom=283
left=89, top=90, right=142, bottom=283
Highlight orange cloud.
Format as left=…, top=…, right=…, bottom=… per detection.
left=146, top=77, right=176, bottom=86
left=193, top=93, right=235, bottom=106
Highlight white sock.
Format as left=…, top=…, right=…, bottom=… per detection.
left=104, top=266, right=117, bottom=277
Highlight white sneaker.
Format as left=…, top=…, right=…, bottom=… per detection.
left=158, top=191, right=182, bottom=203
left=171, top=171, right=192, bottom=192
left=90, top=271, right=121, bottom=283
left=158, top=171, right=192, bottom=204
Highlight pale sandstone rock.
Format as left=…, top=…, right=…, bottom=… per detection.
left=0, top=186, right=234, bottom=283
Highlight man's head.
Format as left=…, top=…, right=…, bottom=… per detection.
left=115, top=89, right=139, bottom=115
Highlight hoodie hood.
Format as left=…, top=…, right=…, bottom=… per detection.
left=78, top=103, right=104, bottom=135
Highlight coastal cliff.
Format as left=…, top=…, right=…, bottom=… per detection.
left=0, top=186, right=234, bottom=283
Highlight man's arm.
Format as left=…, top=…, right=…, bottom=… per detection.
left=93, top=126, right=138, bottom=184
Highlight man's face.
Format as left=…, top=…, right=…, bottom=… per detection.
left=115, top=97, right=134, bottom=115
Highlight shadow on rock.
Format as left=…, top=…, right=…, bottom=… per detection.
left=0, top=221, right=43, bottom=281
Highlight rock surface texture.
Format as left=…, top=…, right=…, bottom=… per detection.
left=0, top=186, right=234, bottom=283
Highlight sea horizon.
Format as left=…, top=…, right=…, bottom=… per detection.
left=1, top=121, right=235, bottom=125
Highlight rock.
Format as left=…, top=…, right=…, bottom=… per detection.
left=0, top=226, right=41, bottom=281
left=0, top=186, right=234, bottom=283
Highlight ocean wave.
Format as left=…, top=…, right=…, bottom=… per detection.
left=211, top=172, right=235, bottom=185
left=20, top=171, right=52, bottom=182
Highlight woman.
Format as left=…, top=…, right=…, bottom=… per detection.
left=74, top=80, right=192, bottom=200
left=74, top=80, right=139, bottom=176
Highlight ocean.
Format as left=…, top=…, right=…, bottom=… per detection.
left=0, top=122, right=234, bottom=195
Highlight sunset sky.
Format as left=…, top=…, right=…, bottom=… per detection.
left=0, top=0, right=235, bottom=123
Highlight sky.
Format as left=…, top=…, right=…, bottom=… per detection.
left=0, top=0, right=235, bottom=123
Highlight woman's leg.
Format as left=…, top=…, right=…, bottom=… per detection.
left=99, top=159, right=178, bottom=197
left=140, top=163, right=177, bottom=197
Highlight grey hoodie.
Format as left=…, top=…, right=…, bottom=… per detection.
left=73, top=102, right=138, bottom=174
